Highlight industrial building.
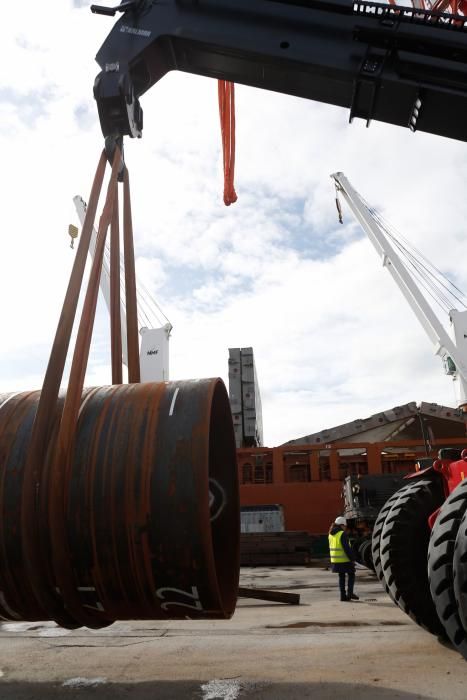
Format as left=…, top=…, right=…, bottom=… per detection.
left=237, top=401, right=467, bottom=534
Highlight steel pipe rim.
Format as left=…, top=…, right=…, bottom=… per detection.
left=0, top=378, right=239, bottom=627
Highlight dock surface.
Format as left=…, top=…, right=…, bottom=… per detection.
left=0, top=566, right=464, bottom=699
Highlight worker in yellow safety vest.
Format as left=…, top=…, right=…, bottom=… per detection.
left=328, top=516, right=359, bottom=602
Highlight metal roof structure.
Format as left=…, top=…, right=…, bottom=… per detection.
left=284, top=402, right=466, bottom=447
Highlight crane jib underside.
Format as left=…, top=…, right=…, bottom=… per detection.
left=94, top=0, right=467, bottom=143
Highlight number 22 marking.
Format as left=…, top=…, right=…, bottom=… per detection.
left=156, top=585, right=203, bottom=613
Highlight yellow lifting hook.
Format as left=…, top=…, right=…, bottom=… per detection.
left=68, top=224, right=79, bottom=249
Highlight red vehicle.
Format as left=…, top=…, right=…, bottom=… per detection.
left=371, top=448, right=467, bottom=659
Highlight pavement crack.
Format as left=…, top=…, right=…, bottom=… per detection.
left=46, top=639, right=153, bottom=649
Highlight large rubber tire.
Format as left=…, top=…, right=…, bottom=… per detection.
left=353, top=537, right=371, bottom=570
left=380, top=477, right=446, bottom=636
left=453, top=503, right=467, bottom=640
left=428, top=479, right=467, bottom=658
left=354, top=539, right=365, bottom=567
left=359, top=538, right=375, bottom=572
left=371, top=482, right=413, bottom=599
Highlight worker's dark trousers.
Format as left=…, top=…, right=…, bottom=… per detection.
left=338, top=572, right=355, bottom=598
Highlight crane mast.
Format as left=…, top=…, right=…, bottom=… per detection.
left=331, top=172, right=467, bottom=410
left=73, top=196, right=172, bottom=382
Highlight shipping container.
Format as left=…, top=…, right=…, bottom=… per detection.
left=240, top=504, right=284, bottom=533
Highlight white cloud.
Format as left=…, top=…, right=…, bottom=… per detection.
left=1, top=1, right=466, bottom=446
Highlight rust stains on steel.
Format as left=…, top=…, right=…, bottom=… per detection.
left=48, top=148, right=122, bottom=629
left=20, top=150, right=109, bottom=629
left=110, top=185, right=123, bottom=385
left=123, top=168, right=140, bottom=383
left=3, top=147, right=240, bottom=629
left=0, top=381, right=239, bottom=626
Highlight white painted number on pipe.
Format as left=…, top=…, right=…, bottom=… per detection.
left=168, top=387, right=180, bottom=416
left=156, top=585, right=203, bottom=613
left=209, top=478, right=227, bottom=522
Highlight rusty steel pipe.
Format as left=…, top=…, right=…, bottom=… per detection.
left=0, top=379, right=239, bottom=627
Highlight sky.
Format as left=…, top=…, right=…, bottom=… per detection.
left=1, top=1, right=467, bottom=446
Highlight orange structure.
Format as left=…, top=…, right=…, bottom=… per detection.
left=237, top=437, right=467, bottom=535
left=395, top=0, right=467, bottom=14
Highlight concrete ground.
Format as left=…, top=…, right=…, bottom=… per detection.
left=0, top=565, right=465, bottom=699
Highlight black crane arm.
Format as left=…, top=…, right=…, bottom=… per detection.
left=93, top=0, right=467, bottom=144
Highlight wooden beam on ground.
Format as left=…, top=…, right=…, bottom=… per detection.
left=238, top=587, right=300, bottom=605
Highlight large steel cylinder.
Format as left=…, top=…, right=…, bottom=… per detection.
left=0, top=379, right=239, bottom=627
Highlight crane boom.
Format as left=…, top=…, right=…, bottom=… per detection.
left=93, top=0, right=467, bottom=146
left=331, top=171, right=467, bottom=409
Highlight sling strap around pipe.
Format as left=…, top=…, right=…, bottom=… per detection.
left=123, top=168, right=140, bottom=383
left=47, top=148, right=122, bottom=628
left=110, top=184, right=123, bottom=385
left=4, top=145, right=240, bottom=629
left=20, top=150, right=108, bottom=628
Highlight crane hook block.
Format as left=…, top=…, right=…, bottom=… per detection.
left=93, top=66, right=143, bottom=141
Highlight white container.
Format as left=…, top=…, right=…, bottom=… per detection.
left=240, top=505, right=285, bottom=533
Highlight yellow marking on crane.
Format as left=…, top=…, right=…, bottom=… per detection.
left=68, top=224, right=79, bottom=249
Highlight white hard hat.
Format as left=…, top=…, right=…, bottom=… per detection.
left=335, top=516, right=347, bottom=526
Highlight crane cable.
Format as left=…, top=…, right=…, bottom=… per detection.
left=106, top=248, right=171, bottom=330
left=337, top=184, right=467, bottom=317
left=367, top=204, right=467, bottom=313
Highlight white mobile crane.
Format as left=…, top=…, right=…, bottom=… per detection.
left=332, top=172, right=467, bottom=411
left=73, top=195, right=172, bottom=382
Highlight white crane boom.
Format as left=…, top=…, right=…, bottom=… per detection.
left=73, top=195, right=172, bottom=382
left=331, top=172, right=467, bottom=409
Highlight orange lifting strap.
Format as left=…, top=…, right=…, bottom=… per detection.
left=218, top=80, right=238, bottom=206
left=21, top=149, right=141, bottom=628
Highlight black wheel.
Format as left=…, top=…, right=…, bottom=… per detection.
left=380, top=476, right=446, bottom=636
left=362, top=539, right=375, bottom=572
left=358, top=537, right=374, bottom=572
left=428, top=479, right=467, bottom=658
left=353, top=539, right=365, bottom=567
left=371, top=482, right=412, bottom=597
left=453, top=501, right=467, bottom=641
